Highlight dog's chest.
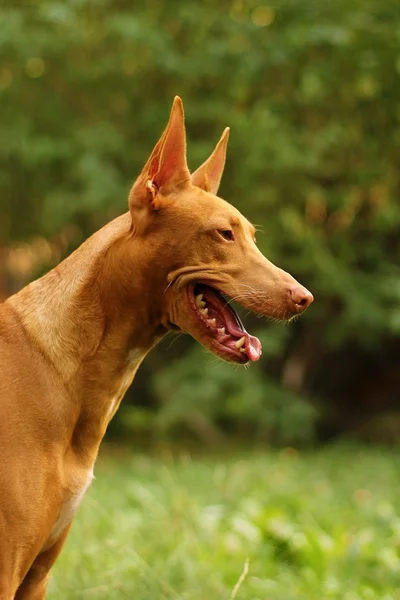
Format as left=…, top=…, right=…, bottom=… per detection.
left=50, top=469, right=94, bottom=541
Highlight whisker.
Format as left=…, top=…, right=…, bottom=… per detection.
left=162, top=279, right=174, bottom=296
left=166, top=333, right=184, bottom=350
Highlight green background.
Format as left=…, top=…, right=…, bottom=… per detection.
left=2, top=0, right=400, bottom=446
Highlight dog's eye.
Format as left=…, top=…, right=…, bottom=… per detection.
left=218, top=229, right=234, bottom=242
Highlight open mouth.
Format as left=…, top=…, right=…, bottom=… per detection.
left=187, top=284, right=262, bottom=364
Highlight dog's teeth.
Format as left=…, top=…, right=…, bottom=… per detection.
left=200, top=308, right=209, bottom=317
left=218, top=327, right=226, bottom=335
left=195, top=294, right=204, bottom=308
left=235, top=336, right=246, bottom=349
left=208, top=318, right=216, bottom=326
left=240, top=348, right=246, bottom=353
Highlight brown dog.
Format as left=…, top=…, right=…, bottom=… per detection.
left=0, top=97, right=312, bottom=599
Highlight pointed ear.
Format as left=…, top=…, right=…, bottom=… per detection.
left=191, top=127, right=230, bottom=195
left=129, top=96, right=191, bottom=212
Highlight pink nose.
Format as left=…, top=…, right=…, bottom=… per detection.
left=289, top=286, right=314, bottom=311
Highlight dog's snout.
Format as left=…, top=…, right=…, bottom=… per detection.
left=289, top=286, right=314, bottom=311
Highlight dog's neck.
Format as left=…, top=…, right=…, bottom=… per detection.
left=7, top=213, right=168, bottom=455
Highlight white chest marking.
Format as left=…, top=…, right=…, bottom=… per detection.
left=106, top=349, right=146, bottom=419
left=50, top=469, right=94, bottom=540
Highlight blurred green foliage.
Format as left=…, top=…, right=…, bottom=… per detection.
left=2, top=0, right=400, bottom=443
left=152, top=331, right=316, bottom=445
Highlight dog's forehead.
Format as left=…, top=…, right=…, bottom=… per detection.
left=185, top=188, right=249, bottom=224
left=208, top=195, right=253, bottom=232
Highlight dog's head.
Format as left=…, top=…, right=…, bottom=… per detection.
left=128, top=97, right=313, bottom=364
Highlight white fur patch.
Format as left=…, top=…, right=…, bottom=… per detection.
left=50, top=469, right=94, bottom=540
left=106, top=349, right=146, bottom=419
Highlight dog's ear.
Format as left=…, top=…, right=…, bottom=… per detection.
left=191, top=128, right=230, bottom=195
left=129, top=96, right=191, bottom=212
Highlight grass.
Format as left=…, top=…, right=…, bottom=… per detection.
left=49, top=444, right=400, bottom=600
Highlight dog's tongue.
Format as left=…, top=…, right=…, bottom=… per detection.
left=222, top=305, right=262, bottom=362
left=245, top=335, right=262, bottom=361
left=225, top=317, right=262, bottom=362
left=199, top=285, right=262, bottom=362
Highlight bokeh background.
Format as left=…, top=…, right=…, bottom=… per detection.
left=2, top=0, right=400, bottom=448
left=3, top=1, right=400, bottom=598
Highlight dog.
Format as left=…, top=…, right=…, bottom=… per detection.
left=0, top=97, right=313, bottom=598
